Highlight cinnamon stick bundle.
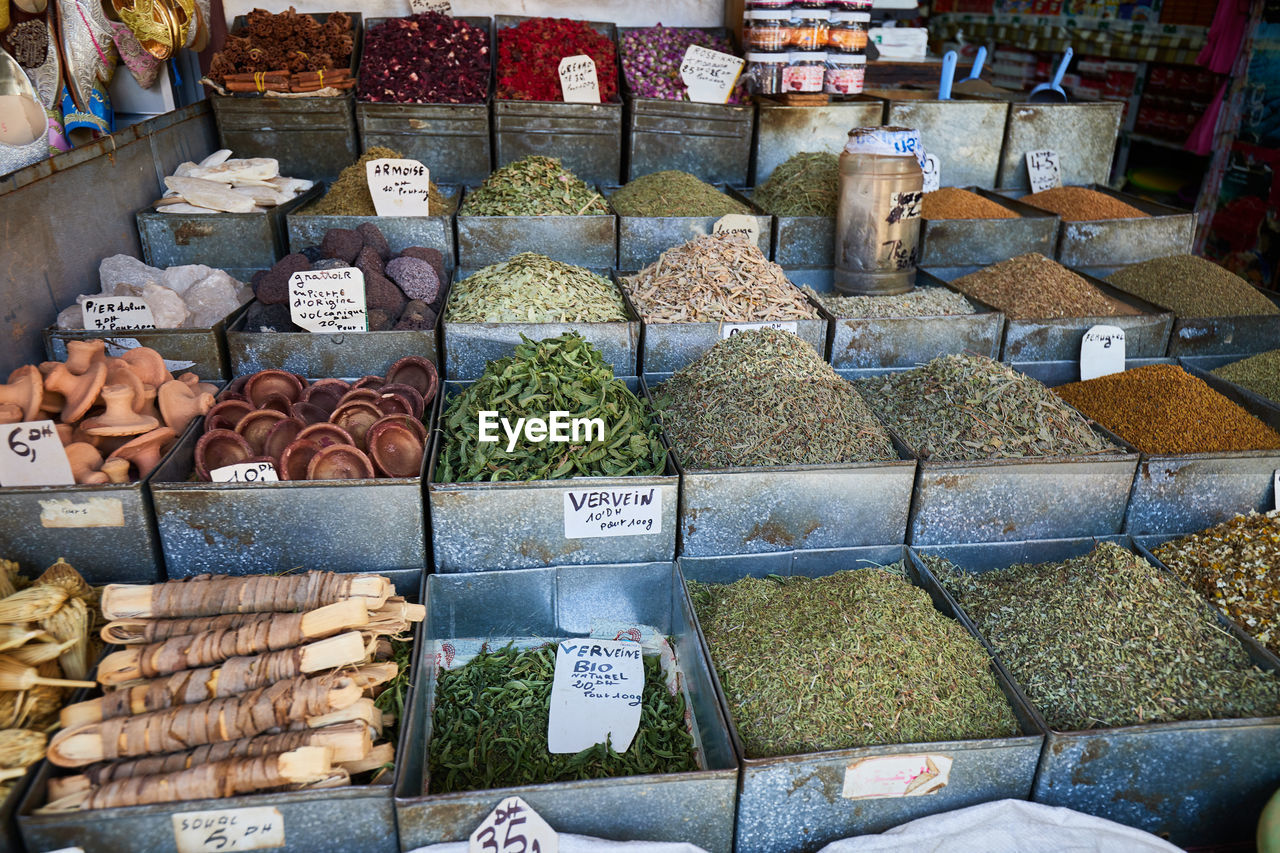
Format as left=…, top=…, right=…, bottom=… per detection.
left=101, top=572, right=392, bottom=620
left=226, top=81, right=291, bottom=93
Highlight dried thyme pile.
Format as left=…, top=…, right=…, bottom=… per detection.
left=854, top=354, right=1116, bottom=461
left=429, top=644, right=698, bottom=793
left=1108, top=255, right=1280, bottom=318
left=927, top=542, right=1280, bottom=730
left=459, top=156, right=609, bottom=216
left=1213, top=349, right=1280, bottom=403
left=1155, top=511, right=1280, bottom=655
left=610, top=171, right=748, bottom=217
left=436, top=333, right=666, bottom=482
left=653, top=329, right=895, bottom=468
left=689, top=566, right=1020, bottom=758
left=752, top=152, right=838, bottom=217
left=305, top=147, right=455, bottom=216
left=805, top=285, right=976, bottom=319
left=623, top=233, right=817, bottom=323
left=446, top=254, right=628, bottom=323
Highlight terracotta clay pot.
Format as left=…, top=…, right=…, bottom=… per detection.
left=0, top=365, right=44, bottom=421
left=234, top=409, right=288, bottom=455
left=63, top=340, right=106, bottom=375
left=81, top=385, right=159, bottom=437
left=293, top=401, right=330, bottom=425
left=306, top=444, right=375, bottom=480
left=329, top=401, right=382, bottom=450
left=99, top=457, right=131, bottom=484
left=64, top=442, right=104, bottom=485
left=378, top=383, right=425, bottom=419
left=110, top=427, right=178, bottom=479
left=296, top=422, right=355, bottom=449
left=352, top=375, right=385, bottom=391
left=205, top=399, right=254, bottom=432
left=245, top=370, right=304, bottom=407
left=371, top=413, right=427, bottom=445
left=386, top=356, right=438, bottom=403
left=366, top=418, right=425, bottom=478
left=263, top=417, right=305, bottom=465
left=44, top=362, right=107, bottom=423
left=279, top=438, right=323, bottom=480
left=157, top=380, right=215, bottom=434
left=301, top=379, right=350, bottom=415
left=121, top=347, right=173, bottom=388
left=337, top=388, right=380, bottom=407
left=194, top=429, right=253, bottom=480
left=103, top=363, right=146, bottom=413
left=256, top=392, right=295, bottom=417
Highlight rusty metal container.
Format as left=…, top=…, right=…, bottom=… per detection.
left=608, top=186, right=770, bottom=269
left=919, top=189, right=1059, bottom=267
left=751, top=97, right=885, bottom=185
left=882, top=98, right=1009, bottom=189
left=455, top=188, right=617, bottom=269
left=1020, top=186, right=1195, bottom=267
left=286, top=185, right=460, bottom=268
left=996, top=101, right=1124, bottom=191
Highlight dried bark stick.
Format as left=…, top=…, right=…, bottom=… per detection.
left=101, top=572, right=392, bottom=620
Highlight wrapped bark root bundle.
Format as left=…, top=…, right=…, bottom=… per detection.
left=40, top=570, right=423, bottom=812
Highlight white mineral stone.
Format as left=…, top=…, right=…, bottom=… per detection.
left=141, top=282, right=189, bottom=328
left=162, top=263, right=216, bottom=295
left=99, top=254, right=163, bottom=294
left=182, top=270, right=243, bottom=328
left=56, top=303, right=84, bottom=329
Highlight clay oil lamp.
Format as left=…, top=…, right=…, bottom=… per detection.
left=194, top=429, right=253, bottom=480
left=366, top=417, right=424, bottom=478
left=306, top=444, right=374, bottom=480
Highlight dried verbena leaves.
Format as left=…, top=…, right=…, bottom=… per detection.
left=854, top=354, right=1116, bottom=461
left=610, top=171, right=748, bottom=218
left=446, top=254, right=627, bottom=323
left=653, top=329, right=896, bottom=468
left=752, top=152, right=838, bottom=217
left=689, top=567, right=1019, bottom=758
left=459, top=156, right=608, bottom=217
left=928, top=542, right=1280, bottom=730
left=1213, top=349, right=1280, bottom=404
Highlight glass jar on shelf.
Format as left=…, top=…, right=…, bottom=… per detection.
left=790, top=8, right=830, bottom=49
left=782, top=51, right=827, bottom=93
left=825, top=51, right=866, bottom=95
left=828, top=11, right=870, bottom=53
left=747, top=10, right=793, bottom=51
left=745, top=51, right=789, bottom=95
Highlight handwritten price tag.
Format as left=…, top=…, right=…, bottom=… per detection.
left=0, top=420, right=74, bottom=487
left=843, top=754, right=954, bottom=800
left=712, top=214, right=759, bottom=245
left=1026, top=149, right=1062, bottom=193
left=679, top=44, right=744, bottom=104
left=469, top=797, right=558, bottom=853
left=1080, top=324, right=1125, bottom=381
left=81, top=296, right=156, bottom=331
left=409, top=0, right=450, bottom=13
left=172, top=806, right=284, bottom=853
left=366, top=158, right=431, bottom=217
left=548, top=639, right=644, bottom=753
left=888, top=190, right=923, bottom=223
left=210, top=461, right=279, bottom=483
left=288, top=269, right=367, bottom=333
left=564, top=487, right=661, bottom=538
left=921, top=153, right=940, bottom=193
left=720, top=321, right=799, bottom=339
left=558, top=55, right=600, bottom=104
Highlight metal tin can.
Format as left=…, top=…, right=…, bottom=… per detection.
left=834, top=126, right=923, bottom=295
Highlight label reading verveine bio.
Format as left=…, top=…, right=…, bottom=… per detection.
left=563, top=487, right=662, bottom=538
left=547, top=639, right=644, bottom=753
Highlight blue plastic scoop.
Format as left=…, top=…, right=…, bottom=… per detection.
left=1029, top=47, right=1072, bottom=103
left=937, top=50, right=958, bottom=100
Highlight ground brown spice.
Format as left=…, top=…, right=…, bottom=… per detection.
left=1055, top=364, right=1280, bottom=455
left=923, top=188, right=1018, bottom=220
left=1018, top=186, right=1148, bottom=221
left=949, top=253, right=1137, bottom=320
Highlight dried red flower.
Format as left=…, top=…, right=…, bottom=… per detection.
left=496, top=17, right=618, bottom=102
left=358, top=12, right=490, bottom=105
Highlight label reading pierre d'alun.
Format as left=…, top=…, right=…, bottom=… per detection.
left=172, top=806, right=285, bottom=853
left=0, top=420, right=74, bottom=488
left=288, top=268, right=367, bottom=333
left=547, top=639, right=644, bottom=753
left=558, top=54, right=600, bottom=104
left=680, top=44, right=745, bottom=104
left=81, top=296, right=156, bottom=331
left=366, top=158, right=432, bottom=217
left=469, top=796, right=558, bottom=853
left=1026, top=149, right=1062, bottom=193
left=563, top=487, right=662, bottom=539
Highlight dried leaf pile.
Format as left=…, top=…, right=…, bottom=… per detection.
left=446, top=254, right=628, bottom=324
left=459, top=156, right=608, bottom=217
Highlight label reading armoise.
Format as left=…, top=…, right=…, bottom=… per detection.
left=712, top=214, right=759, bottom=245
left=0, top=421, right=74, bottom=487
left=289, top=268, right=367, bottom=333
left=558, top=55, right=600, bottom=104
left=172, top=806, right=284, bottom=853
left=1080, top=324, right=1125, bottom=381
left=81, top=296, right=156, bottom=331
left=210, top=461, right=279, bottom=483
left=842, top=754, right=953, bottom=800
left=680, top=44, right=744, bottom=103
left=547, top=639, right=644, bottom=753
left=366, top=158, right=431, bottom=217
left=720, top=321, right=799, bottom=340
left=563, top=487, right=661, bottom=538
left=469, top=796, right=558, bottom=853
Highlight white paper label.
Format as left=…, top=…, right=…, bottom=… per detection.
left=547, top=639, right=644, bottom=753
left=172, top=807, right=284, bottom=853
left=921, top=153, right=940, bottom=193
left=288, top=269, right=367, bottom=333
left=44, top=848, right=86, bottom=853
left=842, top=754, right=953, bottom=800
left=712, top=214, right=759, bottom=245
left=366, top=158, right=431, bottom=217
left=1080, top=324, right=1125, bottom=381
left=39, top=497, right=125, bottom=528
left=409, top=0, right=450, bottom=13
left=720, top=321, right=799, bottom=339
left=679, top=44, right=744, bottom=104
left=563, top=487, right=661, bottom=538
left=0, top=421, right=74, bottom=487
left=1274, top=470, right=1278, bottom=511
left=210, top=461, right=279, bottom=483
left=889, top=190, right=923, bottom=222
left=1026, top=149, right=1062, bottom=193
left=81, top=297, right=156, bottom=331
left=469, top=797, right=558, bottom=853
left=558, top=55, right=600, bottom=104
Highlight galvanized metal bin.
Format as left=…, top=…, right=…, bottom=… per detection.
left=1020, top=186, right=1195, bottom=267
left=995, top=101, right=1124, bottom=191
left=226, top=273, right=445, bottom=377
left=455, top=188, right=618, bottom=269
left=209, top=14, right=364, bottom=183
left=44, top=302, right=248, bottom=381
left=1020, top=359, right=1280, bottom=537
left=429, top=378, right=678, bottom=572
left=910, top=538, right=1280, bottom=849
left=791, top=268, right=1004, bottom=369
left=492, top=17, right=623, bottom=186
left=1182, top=354, right=1280, bottom=408
left=919, top=190, right=1059, bottom=267
left=883, top=98, right=1009, bottom=189
left=621, top=272, right=829, bottom=374
left=839, top=368, right=1140, bottom=544
left=355, top=17, right=494, bottom=186
left=768, top=212, right=834, bottom=268
left=682, top=546, right=1044, bottom=853
left=137, top=184, right=323, bottom=280
left=286, top=185, right=460, bottom=268
left=608, top=186, right=770, bottom=269
left=751, top=97, right=885, bottom=185
left=444, top=268, right=639, bottom=380
left=394, top=562, right=738, bottom=852
left=924, top=265, right=1173, bottom=362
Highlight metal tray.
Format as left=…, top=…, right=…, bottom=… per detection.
left=792, top=268, right=1004, bottom=369
left=607, top=185, right=770, bottom=269
left=995, top=101, right=1124, bottom=191
left=882, top=98, right=1009, bottom=189
left=683, top=546, right=1044, bottom=853
left=429, top=378, right=678, bottom=572
left=1018, top=185, right=1195, bottom=267
left=355, top=17, right=494, bottom=187
left=750, top=97, right=885, bottom=186
left=910, top=537, right=1280, bottom=849
left=285, top=185, right=460, bottom=268
left=918, top=189, right=1059, bottom=267
left=394, top=562, right=738, bottom=852
left=137, top=184, right=323, bottom=280
left=924, top=265, right=1173, bottom=362
left=455, top=187, right=617, bottom=269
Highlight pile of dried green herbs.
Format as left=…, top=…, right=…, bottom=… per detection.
left=689, top=565, right=1019, bottom=758
left=428, top=643, right=698, bottom=793
left=436, top=333, right=666, bottom=482
left=306, top=146, right=455, bottom=216
left=652, top=328, right=896, bottom=468
left=1155, top=510, right=1280, bottom=655
left=804, top=285, right=977, bottom=319
left=609, top=171, right=748, bottom=217
left=854, top=354, right=1116, bottom=461
left=459, top=155, right=609, bottom=216
left=752, top=152, right=838, bottom=217
left=927, top=542, right=1280, bottom=730
left=1212, top=349, right=1280, bottom=404
left=446, top=254, right=628, bottom=323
